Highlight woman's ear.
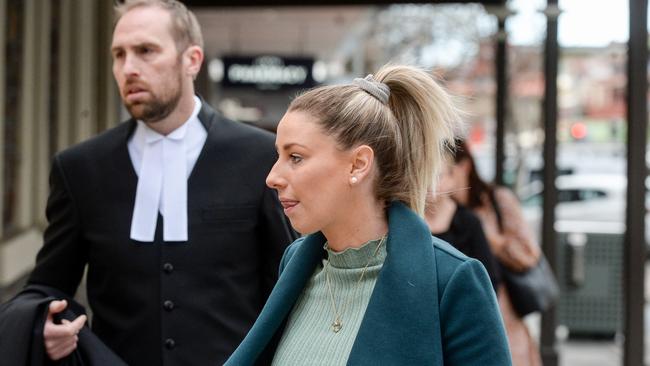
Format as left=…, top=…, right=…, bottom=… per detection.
left=349, top=145, right=374, bottom=185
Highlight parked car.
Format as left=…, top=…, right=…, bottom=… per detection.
left=520, top=174, right=650, bottom=246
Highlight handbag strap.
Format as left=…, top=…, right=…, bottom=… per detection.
left=487, top=188, right=504, bottom=233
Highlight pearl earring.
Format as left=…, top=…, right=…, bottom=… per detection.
left=350, top=176, right=358, bottom=184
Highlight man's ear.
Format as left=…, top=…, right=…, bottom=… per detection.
left=183, top=45, right=204, bottom=79
left=349, top=145, right=375, bottom=184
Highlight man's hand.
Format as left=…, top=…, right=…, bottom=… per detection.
left=43, top=300, right=87, bottom=361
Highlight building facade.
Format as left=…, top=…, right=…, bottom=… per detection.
left=0, top=0, right=118, bottom=296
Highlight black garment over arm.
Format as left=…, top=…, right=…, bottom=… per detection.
left=0, top=284, right=127, bottom=366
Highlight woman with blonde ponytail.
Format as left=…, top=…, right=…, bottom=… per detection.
left=226, top=65, right=511, bottom=366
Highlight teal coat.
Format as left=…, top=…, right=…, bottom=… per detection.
left=226, top=202, right=512, bottom=366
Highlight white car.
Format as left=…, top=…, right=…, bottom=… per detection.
left=520, top=174, right=649, bottom=243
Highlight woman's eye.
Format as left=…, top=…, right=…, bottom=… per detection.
left=289, top=154, right=303, bottom=164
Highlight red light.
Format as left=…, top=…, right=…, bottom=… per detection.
left=469, top=125, right=484, bottom=144
left=570, top=122, right=587, bottom=140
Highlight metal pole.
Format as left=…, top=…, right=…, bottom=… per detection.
left=0, top=0, right=6, bottom=301
left=540, top=2, right=560, bottom=366
left=623, top=0, right=647, bottom=365
left=494, top=12, right=507, bottom=186
left=0, top=0, right=6, bottom=241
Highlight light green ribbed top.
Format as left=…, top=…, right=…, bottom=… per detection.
left=271, top=237, right=387, bottom=366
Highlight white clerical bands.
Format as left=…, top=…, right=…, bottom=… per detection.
left=130, top=128, right=189, bottom=242
left=352, top=74, right=390, bottom=105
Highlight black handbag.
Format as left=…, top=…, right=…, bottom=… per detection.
left=489, top=189, right=560, bottom=317
left=499, top=255, right=560, bottom=317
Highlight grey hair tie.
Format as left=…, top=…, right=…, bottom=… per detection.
left=353, top=74, right=390, bottom=104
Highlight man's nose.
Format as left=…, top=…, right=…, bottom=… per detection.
left=121, top=53, right=140, bottom=77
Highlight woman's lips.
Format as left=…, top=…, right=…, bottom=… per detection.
left=279, top=199, right=299, bottom=214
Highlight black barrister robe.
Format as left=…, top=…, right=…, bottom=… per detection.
left=0, top=284, right=127, bottom=366
left=22, top=101, right=296, bottom=365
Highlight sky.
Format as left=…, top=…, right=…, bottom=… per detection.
left=508, top=0, right=630, bottom=47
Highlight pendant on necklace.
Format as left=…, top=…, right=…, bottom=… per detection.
left=331, top=319, right=342, bottom=333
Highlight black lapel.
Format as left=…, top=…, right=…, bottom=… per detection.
left=112, top=119, right=139, bottom=188
left=187, top=99, right=220, bottom=187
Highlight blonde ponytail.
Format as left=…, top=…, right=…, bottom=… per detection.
left=375, top=65, right=462, bottom=215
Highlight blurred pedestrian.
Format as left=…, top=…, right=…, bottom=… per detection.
left=425, top=162, right=501, bottom=293
left=449, top=140, right=542, bottom=366
left=0, top=1, right=295, bottom=365
left=226, top=65, right=511, bottom=365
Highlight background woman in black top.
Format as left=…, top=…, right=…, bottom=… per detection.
left=425, top=163, right=501, bottom=293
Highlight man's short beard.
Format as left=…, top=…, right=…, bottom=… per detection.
left=126, top=91, right=181, bottom=123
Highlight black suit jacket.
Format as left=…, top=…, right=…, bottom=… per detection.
left=26, top=102, right=296, bottom=365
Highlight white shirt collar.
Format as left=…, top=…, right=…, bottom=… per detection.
left=133, top=96, right=202, bottom=144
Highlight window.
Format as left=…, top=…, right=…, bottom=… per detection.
left=557, top=188, right=607, bottom=203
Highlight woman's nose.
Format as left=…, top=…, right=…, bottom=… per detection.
left=266, top=161, right=284, bottom=190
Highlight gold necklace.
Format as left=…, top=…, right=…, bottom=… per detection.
left=324, top=235, right=386, bottom=333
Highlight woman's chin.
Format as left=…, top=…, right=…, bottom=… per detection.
left=289, top=220, right=319, bottom=236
